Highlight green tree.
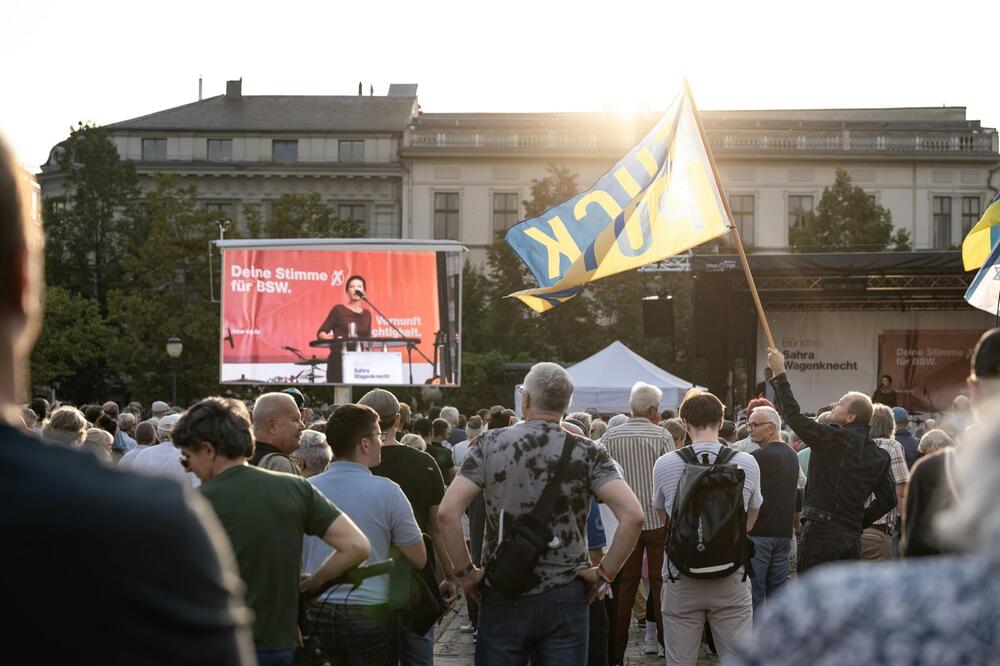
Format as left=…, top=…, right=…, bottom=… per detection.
left=42, top=123, right=140, bottom=308
left=790, top=168, right=911, bottom=252
left=242, top=193, right=365, bottom=238
left=107, top=175, right=221, bottom=403
left=30, top=286, right=116, bottom=399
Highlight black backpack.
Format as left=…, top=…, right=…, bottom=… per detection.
left=666, top=445, right=754, bottom=581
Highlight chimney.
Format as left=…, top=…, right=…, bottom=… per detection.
left=226, top=78, right=242, bottom=100
left=198, top=75, right=203, bottom=101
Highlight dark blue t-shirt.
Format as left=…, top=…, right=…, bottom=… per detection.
left=0, top=424, right=253, bottom=663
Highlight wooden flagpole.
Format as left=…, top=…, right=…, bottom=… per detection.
left=684, top=79, right=776, bottom=350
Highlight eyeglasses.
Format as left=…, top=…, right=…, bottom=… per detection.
left=746, top=422, right=772, bottom=432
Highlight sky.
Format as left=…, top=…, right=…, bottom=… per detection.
left=2, top=0, right=997, bottom=171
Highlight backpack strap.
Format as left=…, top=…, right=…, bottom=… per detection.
left=676, top=446, right=698, bottom=465
left=714, top=445, right=738, bottom=466
left=528, top=433, right=577, bottom=523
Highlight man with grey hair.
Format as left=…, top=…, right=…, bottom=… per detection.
left=439, top=362, right=645, bottom=662
left=102, top=401, right=135, bottom=459
left=748, top=405, right=800, bottom=609
left=602, top=380, right=674, bottom=660
left=917, top=429, right=952, bottom=456
left=291, top=430, right=331, bottom=477
left=361, top=387, right=456, bottom=663
left=440, top=405, right=465, bottom=446
left=250, top=392, right=304, bottom=475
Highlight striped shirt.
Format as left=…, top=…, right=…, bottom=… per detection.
left=602, top=417, right=674, bottom=530
left=870, top=437, right=910, bottom=526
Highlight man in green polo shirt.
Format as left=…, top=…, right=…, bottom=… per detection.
left=173, top=397, right=371, bottom=666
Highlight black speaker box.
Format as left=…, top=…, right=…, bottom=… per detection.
left=642, top=296, right=673, bottom=338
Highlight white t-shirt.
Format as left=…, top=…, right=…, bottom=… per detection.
left=652, top=442, right=763, bottom=578
left=131, top=441, right=199, bottom=488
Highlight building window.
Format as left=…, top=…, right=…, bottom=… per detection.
left=272, top=140, right=298, bottom=162
left=338, top=140, right=365, bottom=162
left=205, top=202, right=235, bottom=221
left=371, top=211, right=401, bottom=238
left=962, top=196, right=981, bottom=236
left=787, top=194, right=813, bottom=230
left=434, top=192, right=460, bottom=240
left=338, top=203, right=366, bottom=225
left=492, top=192, right=520, bottom=237
left=141, top=138, right=167, bottom=161
left=933, top=196, right=952, bottom=249
left=207, top=139, right=233, bottom=161
left=729, top=194, right=755, bottom=243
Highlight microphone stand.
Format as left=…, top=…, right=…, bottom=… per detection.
left=360, top=293, right=434, bottom=385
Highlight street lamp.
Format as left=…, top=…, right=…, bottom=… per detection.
left=166, top=336, right=183, bottom=406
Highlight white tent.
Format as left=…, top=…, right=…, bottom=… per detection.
left=515, top=340, right=705, bottom=416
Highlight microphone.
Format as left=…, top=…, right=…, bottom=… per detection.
left=282, top=345, right=301, bottom=353
left=354, top=288, right=366, bottom=299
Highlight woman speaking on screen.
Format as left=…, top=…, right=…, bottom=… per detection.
left=316, top=275, right=372, bottom=383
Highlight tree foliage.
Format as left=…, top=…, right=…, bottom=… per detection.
left=30, top=286, right=116, bottom=395
left=790, top=168, right=911, bottom=252
left=107, top=175, right=221, bottom=403
left=43, top=123, right=140, bottom=309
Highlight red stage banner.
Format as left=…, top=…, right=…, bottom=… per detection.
left=221, top=248, right=440, bottom=384
left=878, top=329, right=982, bottom=412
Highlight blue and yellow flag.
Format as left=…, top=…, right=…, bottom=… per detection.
left=505, top=87, right=730, bottom=312
left=962, top=191, right=1000, bottom=271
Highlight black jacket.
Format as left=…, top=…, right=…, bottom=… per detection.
left=770, top=372, right=897, bottom=534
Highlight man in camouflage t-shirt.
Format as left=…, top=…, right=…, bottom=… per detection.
left=439, top=362, right=645, bottom=664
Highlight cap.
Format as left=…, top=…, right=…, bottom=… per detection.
left=280, top=387, right=307, bottom=409
left=151, top=400, right=169, bottom=415
left=584, top=407, right=600, bottom=418
left=358, top=389, right=400, bottom=422
left=891, top=406, right=910, bottom=424
left=720, top=420, right=737, bottom=439
left=972, top=328, right=1000, bottom=380
left=157, top=413, right=180, bottom=434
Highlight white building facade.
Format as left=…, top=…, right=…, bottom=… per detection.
left=38, top=81, right=1000, bottom=266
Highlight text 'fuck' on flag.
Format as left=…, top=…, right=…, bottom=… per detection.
left=504, top=85, right=731, bottom=313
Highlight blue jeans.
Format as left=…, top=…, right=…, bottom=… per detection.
left=399, top=624, right=434, bottom=666
left=476, top=579, right=589, bottom=665
left=750, top=536, right=791, bottom=612
left=255, top=647, right=293, bottom=666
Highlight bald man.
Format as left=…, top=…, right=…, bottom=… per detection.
left=251, top=393, right=305, bottom=475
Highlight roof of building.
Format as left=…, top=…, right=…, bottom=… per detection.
left=106, top=94, right=419, bottom=133
left=414, top=107, right=991, bottom=132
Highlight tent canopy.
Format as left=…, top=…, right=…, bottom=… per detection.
left=515, top=341, right=704, bottom=416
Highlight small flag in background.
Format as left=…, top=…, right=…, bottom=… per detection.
left=962, top=191, right=1000, bottom=271
left=504, top=86, right=731, bottom=313
left=965, top=237, right=1000, bottom=315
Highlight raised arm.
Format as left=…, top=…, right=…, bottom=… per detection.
left=767, top=348, right=841, bottom=450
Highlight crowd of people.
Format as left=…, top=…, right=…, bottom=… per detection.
left=4, top=131, right=1000, bottom=666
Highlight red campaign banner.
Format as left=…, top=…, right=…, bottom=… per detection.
left=878, top=329, right=982, bottom=412
left=222, top=248, right=440, bottom=369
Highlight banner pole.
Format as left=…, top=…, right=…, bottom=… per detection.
left=684, top=79, right=776, bottom=350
